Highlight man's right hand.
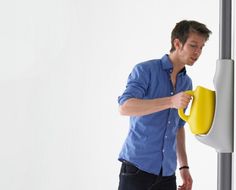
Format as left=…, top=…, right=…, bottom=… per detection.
left=170, top=92, right=192, bottom=109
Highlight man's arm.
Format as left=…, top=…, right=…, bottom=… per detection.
left=176, top=127, right=193, bottom=190
left=119, top=92, right=191, bottom=116
left=177, top=127, right=188, bottom=166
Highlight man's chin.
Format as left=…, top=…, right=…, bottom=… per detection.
left=186, top=62, right=195, bottom=66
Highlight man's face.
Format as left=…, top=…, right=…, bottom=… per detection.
left=178, top=32, right=206, bottom=66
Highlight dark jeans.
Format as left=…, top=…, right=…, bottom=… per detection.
left=118, top=162, right=176, bottom=190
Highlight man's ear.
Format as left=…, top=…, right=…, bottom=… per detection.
left=173, top=38, right=182, bottom=50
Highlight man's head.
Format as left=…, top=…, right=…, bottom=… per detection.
left=170, top=20, right=212, bottom=53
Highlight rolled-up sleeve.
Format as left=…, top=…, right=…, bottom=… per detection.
left=178, top=118, right=186, bottom=128
left=118, top=64, right=150, bottom=105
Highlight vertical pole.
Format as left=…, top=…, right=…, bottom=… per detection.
left=217, top=153, right=232, bottom=190
left=219, top=0, right=231, bottom=59
left=218, top=0, right=233, bottom=190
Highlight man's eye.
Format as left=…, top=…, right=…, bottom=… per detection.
left=190, top=44, right=197, bottom=48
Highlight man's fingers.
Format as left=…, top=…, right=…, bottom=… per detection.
left=171, top=92, right=193, bottom=109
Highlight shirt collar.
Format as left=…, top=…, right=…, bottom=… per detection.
left=161, top=54, right=186, bottom=76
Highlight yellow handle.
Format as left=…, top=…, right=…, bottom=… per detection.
left=178, top=90, right=194, bottom=121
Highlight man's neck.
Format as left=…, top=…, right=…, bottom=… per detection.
left=168, top=53, right=185, bottom=74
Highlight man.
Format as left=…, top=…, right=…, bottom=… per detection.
left=117, top=20, right=211, bottom=190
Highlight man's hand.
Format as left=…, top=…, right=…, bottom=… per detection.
left=170, top=92, right=192, bottom=109
left=178, top=169, right=193, bottom=190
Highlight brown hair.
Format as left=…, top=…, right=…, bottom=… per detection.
left=170, top=20, right=212, bottom=52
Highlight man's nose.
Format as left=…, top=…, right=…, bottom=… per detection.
left=194, top=48, right=202, bottom=55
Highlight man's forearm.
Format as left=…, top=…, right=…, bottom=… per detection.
left=119, top=92, right=191, bottom=116
left=176, top=127, right=189, bottom=167
left=119, top=97, right=172, bottom=116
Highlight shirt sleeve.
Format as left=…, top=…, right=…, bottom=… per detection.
left=178, top=116, right=186, bottom=128
left=118, top=64, right=150, bottom=105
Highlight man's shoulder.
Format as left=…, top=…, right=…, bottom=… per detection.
left=135, top=59, right=161, bottom=70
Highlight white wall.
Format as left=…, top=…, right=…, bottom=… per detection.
left=0, top=0, right=221, bottom=189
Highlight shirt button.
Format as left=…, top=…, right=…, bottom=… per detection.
left=162, top=149, right=165, bottom=152
left=165, top=136, right=168, bottom=139
left=170, top=92, right=174, bottom=95
left=168, top=121, right=171, bottom=124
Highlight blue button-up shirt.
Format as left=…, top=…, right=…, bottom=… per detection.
left=118, top=54, right=192, bottom=176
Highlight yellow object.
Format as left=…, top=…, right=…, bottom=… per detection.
left=178, top=86, right=216, bottom=134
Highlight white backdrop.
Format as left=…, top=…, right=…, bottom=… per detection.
left=0, top=0, right=232, bottom=189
